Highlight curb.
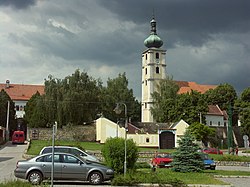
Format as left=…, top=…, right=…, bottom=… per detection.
left=215, top=175, right=250, bottom=178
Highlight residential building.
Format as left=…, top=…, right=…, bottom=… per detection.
left=205, top=105, right=228, bottom=127
left=0, top=80, right=44, bottom=118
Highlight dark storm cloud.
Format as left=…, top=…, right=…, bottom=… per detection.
left=99, top=0, right=250, bottom=47
left=0, top=0, right=36, bottom=9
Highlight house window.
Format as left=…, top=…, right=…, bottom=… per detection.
left=156, top=67, right=159, bottom=74
left=218, top=121, right=220, bottom=126
left=20, top=105, right=23, bottom=111
left=224, top=122, right=227, bottom=127
left=145, top=68, right=147, bottom=74
left=15, top=105, right=19, bottom=111
left=145, top=103, right=147, bottom=109
left=209, top=121, right=212, bottom=126
left=156, top=53, right=159, bottom=59
left=146, top=137, right=150, bottom=143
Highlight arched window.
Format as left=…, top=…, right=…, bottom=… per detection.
left=146, top=54, right=147, bottom=60
left=145, top=68, right=147, bottom=75
left=156, top=67, right=159, bottom=74
left=156, top=53, right=159, bottom=59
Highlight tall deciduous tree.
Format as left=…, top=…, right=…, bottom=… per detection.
left=236, top=87, right=250, bottom=135
left=205, top=83, right=237, bottom=110
left=25, top=92, right=48, bottom=128
left=176, top=91, right=208, bottom=124
left=188, top=122, right=215, bottom=146
left=0, top=89, right=16, bottom=134
left=151, top=77, right=208, bottom=124
left=151, top=76, right=179, bottom=123
left=100, top=73, right=141, bottom=122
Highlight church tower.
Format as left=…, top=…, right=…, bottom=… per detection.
left=141, top=16, right=167, bottom=122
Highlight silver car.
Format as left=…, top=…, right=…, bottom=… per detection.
left=14, top=152, right=114, bottom=185
left=39, top=146, right=100, bottom=162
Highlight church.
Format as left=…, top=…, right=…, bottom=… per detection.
left=141, top=16, right=217, bottom=123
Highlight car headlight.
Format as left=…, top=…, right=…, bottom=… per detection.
left=106, top=169, right=114, bottom=174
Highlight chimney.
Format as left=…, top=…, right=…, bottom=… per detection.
left=6, top=80, right=10, bottom=88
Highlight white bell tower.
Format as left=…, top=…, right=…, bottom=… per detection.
left=141, top=17, right=166, bottom=122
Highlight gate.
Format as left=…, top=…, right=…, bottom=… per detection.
left=159, top=131, right=175, bottom=149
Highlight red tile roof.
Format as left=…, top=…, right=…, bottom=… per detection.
left=0, top=82, right=44, bottom=101
left=175, top=81, right=217, bottom=94
left=207, top=105, right=224, bottom=116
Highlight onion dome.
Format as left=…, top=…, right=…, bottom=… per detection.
left=144, top=17, right=163, bottom=48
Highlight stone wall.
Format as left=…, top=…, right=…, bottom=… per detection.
left=28, top=124, right=96, bottom=142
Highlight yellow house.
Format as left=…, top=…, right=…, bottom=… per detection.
left=169, top=119, right=189, bottom=147
left=96, top=117, right=190, bottom=148
left=95, top=117, right=159, bottom=147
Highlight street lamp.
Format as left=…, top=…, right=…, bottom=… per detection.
left=156, top=124, right=160, bottom=152
left=114, top=103, right=127, bottom=175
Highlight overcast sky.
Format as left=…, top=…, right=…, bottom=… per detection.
left=0, top=0, right=249, bottom=100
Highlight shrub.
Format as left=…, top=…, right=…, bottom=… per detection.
left=101, top=137, right=139, bottom=174
left=135, top=162, right=151, bottom=169
left=111, top=170, right=187, bottom=186
left=0, top=179, right=44, bottom=187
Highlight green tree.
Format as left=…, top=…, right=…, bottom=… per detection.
left=25, top=92, right=48, bottom=128
left=101, top=137, right=139, bottom=174
left=176, top=91, right=208, bottom=124
left=36, top=69, right=103, bottom=127
left=204, top=83, right=237, bottom=110
left=171, top=131, right=204, bottom=172
left=188, top=122, right=215, bottom=146
left=151, top=77, right=208, bottom=124
left=0, top=89, right=16, bottom=136
left=151, top=76, right=179, bottom=123
left=100, top=73, right=141, bottom=122
left=236, top=87, right=250, bottom=135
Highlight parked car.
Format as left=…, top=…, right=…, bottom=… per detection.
left=201, top=147, right=223, bottom=155
left=153, top=153, right=215, bottom=170
left=201, top=153, right=216, bottom=170
left=151, top=153, right=173, bottom=168
left=12, top=130, right=25, bottom=144
left=14, top=152, right=114, bottom=185
left=39, top=146, right=100, bottom=162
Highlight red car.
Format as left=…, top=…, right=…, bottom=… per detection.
left=202, top=147, right=223, bottom=155
left=151, top=154, right=173, bottom=168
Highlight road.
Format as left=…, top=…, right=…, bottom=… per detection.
left=0, top=141, right=27, bottom=181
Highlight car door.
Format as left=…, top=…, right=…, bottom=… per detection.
left=61, top=154, right=88, bottom=180
left=37, top=154, right=62, bottom=179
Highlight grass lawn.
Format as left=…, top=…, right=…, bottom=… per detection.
left=210, top=154, right=250, bottom=162
left=27, top=140, right=174, bottom=155
left=135, top=169, right=228, bottom=185
left=135, top=168, right=250, bottom=185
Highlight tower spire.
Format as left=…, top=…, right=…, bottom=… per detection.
left=144, top=14, right=163, bottom=48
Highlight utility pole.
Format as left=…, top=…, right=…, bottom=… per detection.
left=199, top=112, right=202, bottom=124
left=6, top=101, right=10, bottom=141
left=227, top=102, right=233, bottom=154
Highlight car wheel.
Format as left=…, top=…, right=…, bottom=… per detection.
left=28, top=170, right=43, bottom=185
left=211, top=167, right=216, bottom=170
left=88, top=171, right=103, bottom=185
